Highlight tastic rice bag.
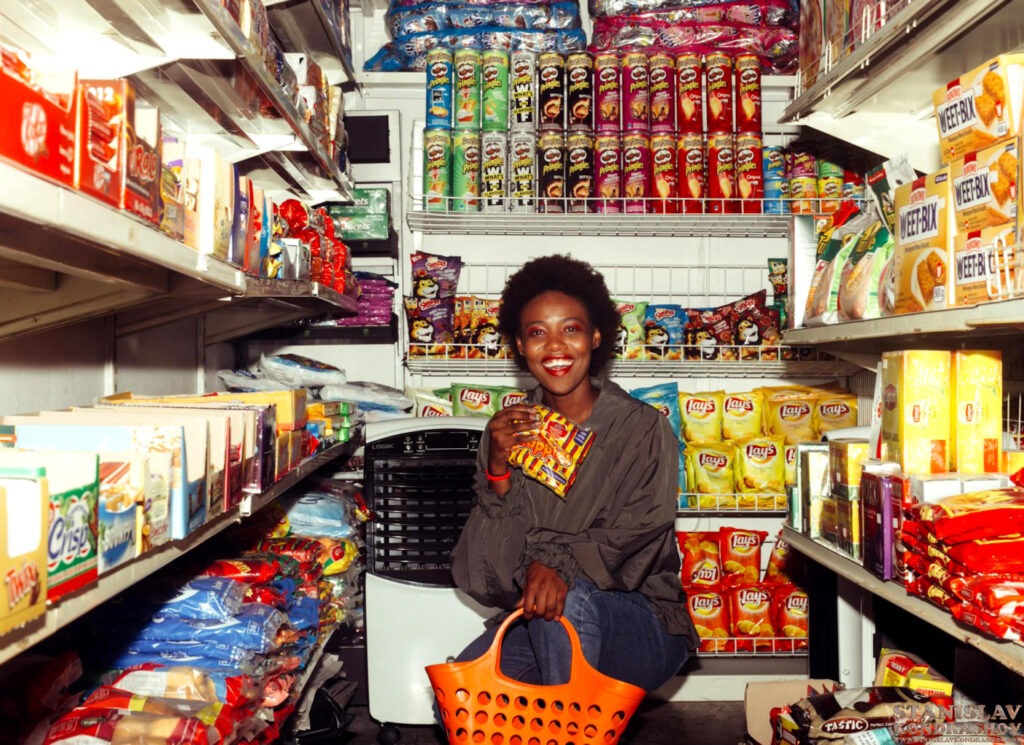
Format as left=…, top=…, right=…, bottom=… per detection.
left=676, top=530, right=722, bottom=587
left=686, top=585, right=734, bottom=653
left=630, top=381, right=682, bottom=441
left=508, top=405, right=595, bottom=498
left=686, top=442, right=735, bottom=506
left=726, top=583, right=776, bottom=652
left=679, top=390, right=724, bottom=444
left=916, top=488, right=1024, bottom=543
left=719, top=527, right=767, bottom=583
left=721, top=390, right=764, bottom=441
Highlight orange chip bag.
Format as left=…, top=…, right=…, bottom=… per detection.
left=508, top=405, right=595, bottom=498
left=676, top=530, right=722, bottom=587
left=679, top=390, right=724, bottom=444
left=719, top=527, right=767, bottom=583
left=814, top=392, right=858, bottom=437
left=772, top=583, right=809, bottom=652
left=726, top=583, right=776, bottom=652
left=686, top=585, right=734, bottom=653
left=764, top=392, right=818, bottom=444
left=721, top=391, right=765, bottom=441
left=764, top=532, right=797, bottom=583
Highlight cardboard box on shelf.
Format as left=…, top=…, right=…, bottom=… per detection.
left=744, top=680, right=843, bottom=745
left=829, top=438, right=870, bottom=498
left=934, top=54, right=1024, bottom=164
left=836, top=493, right=862, bottom=560
left=0, top=49, right=76, bottom=188
left=861, top=470, right=902, bottom=581
left=951, top=349, right=1003, bottom=473
left=797, top=443, right=829, bottom=537
left=76, top=79, right=127, bottom=207
left=880, top=350, right=952, bottom=475
left=0, top=473, right=48, bottom=635
left=183, top=144, right=235, bottom=260
left=893, top=170, right=954, bottom=315
left=159, top=125, right=186, bottom=240
left=948, top=137, right=1020, bottom=233
left=952, top=224, right=1016, bottom=306
left=120, top=87, right=161, bottom=225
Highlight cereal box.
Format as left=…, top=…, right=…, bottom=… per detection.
left=829, top=438, right=869, bottom=498
left=836, top=493, right=861, bottom=560
left=0, top=474, right=47, bottom=636
left=952, top=224, right=1017, bottom=306
left=933, top=54, right=1024, bottom=164
left=949, top=137, right=1020, bottom=232
left=880, top=350, right=951, bottom=475
left=951, top=350, right=1002, bottom=473
left=893, top=169, right=954, bottom=314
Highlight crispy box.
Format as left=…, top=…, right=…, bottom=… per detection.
left=880, top=350, right=951, bottom=475
left=949, top=137, right=1019, bottom=233
left=0, top=471, right=47, bottom=636
left=933, top=54, right=1024, bottom=164
left=951, top=350, right=1002, bottom=473
left=893, top=169, right=954, bottom=314
left=953, top=224, right=1017, bottom=306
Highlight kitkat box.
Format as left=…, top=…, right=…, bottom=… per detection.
left=0, top=46, right=76, bottom=187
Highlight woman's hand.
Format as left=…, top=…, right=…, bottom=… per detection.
left=486, top=404, right=540, bottom=480
left=516, top=561, right=568, bottom=621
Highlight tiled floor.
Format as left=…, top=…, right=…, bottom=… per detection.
left=340, top=699, right=747, bottom=745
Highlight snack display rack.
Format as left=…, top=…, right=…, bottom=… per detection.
left=678, top=492, right=787, bottom=516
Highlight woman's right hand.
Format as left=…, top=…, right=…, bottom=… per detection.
left=486, top=404, right=540, bottom=479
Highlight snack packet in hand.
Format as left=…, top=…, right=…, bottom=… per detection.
left=508, top=405, right=594, bottom=498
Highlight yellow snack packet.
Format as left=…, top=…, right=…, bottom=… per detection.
left=764, top=392, right=817, bottom=444
left=813, top=392, right=858, bottom=437
left=679, top=390, right=725, bottom=444
left=734, top=436, right=786, bottom=507
left=722, top=390, right=765, bottom=441
left=687, top=442, right=736, bottom=508
left=508, top=405, right=595, bottom=498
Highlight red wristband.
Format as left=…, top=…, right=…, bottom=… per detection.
left=485, top=467, right=511, bottom=482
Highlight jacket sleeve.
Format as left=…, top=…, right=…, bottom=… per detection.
left=450, top=431, right=531, bottom=609
left=522, top=408, right=679, bottom=592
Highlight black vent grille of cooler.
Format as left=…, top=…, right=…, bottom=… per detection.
left=364, top=432, right=479, bottom=586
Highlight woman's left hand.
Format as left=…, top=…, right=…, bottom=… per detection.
left=516, top=561, right=568, bottom=621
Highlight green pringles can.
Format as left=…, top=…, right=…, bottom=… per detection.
left=423, top=127, right=452, bottom=212
left=482, top=49, right=510, bottom=132
left=454, top=48, right=482, bottom=130
left=452, top=129, right=481, bottom=212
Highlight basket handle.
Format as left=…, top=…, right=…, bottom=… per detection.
left=484, top=607, right=589, bottom=686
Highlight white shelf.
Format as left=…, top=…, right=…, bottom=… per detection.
left=266, top=0, right=358, bottom=88
left=678, top=492, right=787, bottom=515
left=783, top=527, right=1024, bottom=678
left=0, top=438, right=360, bottom=668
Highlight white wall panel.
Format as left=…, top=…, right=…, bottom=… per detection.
left=116, top=318, right=202, bottom=396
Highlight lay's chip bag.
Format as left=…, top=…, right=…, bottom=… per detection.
left=686, top=586, right=734, bottom=653
left=764, top=391, right=817, bottom=444
left=451, top=384, right=528, bottom=417
left=814, top=392, right=859, bottom=437
left=630, top=381, right=682, bottom=441
left=508, top=405, right=595, bottom=498
left=686, top=442, right=735, bottom=508
left=734, top=435, right=786, bottom=509
left=679, top=390, right=724, bottom=444
left=721, top=390, right=765, bottom=441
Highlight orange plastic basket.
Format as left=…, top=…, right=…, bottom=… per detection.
left=425, top=608, right=646, bottom=745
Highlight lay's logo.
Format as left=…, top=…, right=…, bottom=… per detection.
left=460, top=389, right=491, bottom=409
left=739, top=588, right=770, bottom=607
left=820, top=402, right=851, bottom=418
left=745, top=443, right=777, bottom=462
left=691, top=594, right=721, bottom=613
left=686, top=398, right=716, bottom=417
left=698, top=453, right=727, bottom=471
left=785, top=594, right=809, bottom=614
left=730, top=533, right=759, bottom=551
left=502, top=391, right=527, bottom=408
left=780, top=402, right=810, bottom=420
left=725, top=397, right=753, bottom=414
left=693, top=564, right=719, bottom=582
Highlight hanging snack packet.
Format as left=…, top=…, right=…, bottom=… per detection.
left=630, top=381, right=682, bottom=441
left=687, top=586, right=734, bottom=653
left=734, top=435, right=786, bottom=506
left=404, top=296, right=455, bottom=357
left=451, top=383, right=528, bottom=417
left=679, top=390, right=724, bottom=444
left=676, top=530, right=722, bottom=587
left=508, top=405, right=595, bottom=498
left=719, top=527, right=767, bottom=584
left=764, top=390, right=818, bottom=444
left=614, top=300, right=648, bottom=360
left=686, top=442, right=735, bottom=507
left=643, top=303, right=686, bottom=360
left=410, top=251, right=462, bottom=298
left=764, top=531, right=797, bottom=582
left=721, top=390, right=764, bottom=441
left=813, top=392, right=858, bottom=437
left=772, top=583, right=809, bottom=652
left=726, top=583, right=776, bottom=652
left=413, top=388, right=454, bottom=417
left=468, top=297, right=507, bottom=359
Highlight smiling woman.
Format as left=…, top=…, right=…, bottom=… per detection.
left=440, top=254, right=698, bottom=718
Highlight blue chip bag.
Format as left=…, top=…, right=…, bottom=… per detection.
left=151, top=577, right=248, bottom=621
left=643, top=304, right=686, bottom=360
left=280, top=491, right=356, bottom=540
left=629, top=382, right=681, bottom=441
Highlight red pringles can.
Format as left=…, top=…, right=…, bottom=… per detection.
left=648, top=49, right=675, bottom=133
left=705, top=52, right=734, bottom=133
left=622, top=132, right=651, bottom=213
left=650, top=133, right=678, bottom=213
left=594, top=51, right=621, bottom=132
left=566, top=52, right=595, bottom=131
left=735, top=53, right=761, bottom=132
left=538, top=130, right=566, bottom=212
left=675, top=52, right=702, bottom=135
left=622, top=51, right=649, bottom=132
left=538, top=52, right=566, bottom=130
left=735, top=132, right=764, bottom=214
left=677, top=133, right=705, bottom=214
left=594, top=133, right=623, bottom=213
left=566, top=131, right=595, bottom=213
left=707, top=132, right=737, bottom=214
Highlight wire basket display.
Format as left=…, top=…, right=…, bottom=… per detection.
left=426, top=609, right=646, bottom=745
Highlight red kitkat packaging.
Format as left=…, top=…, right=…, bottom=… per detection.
left=76, top=79, right=128, bottom=207
left=121, top=88, right=161, bottom=224
left=0, top=45, right=76, bottom=187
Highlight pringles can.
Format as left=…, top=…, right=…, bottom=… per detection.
left=482, top=49, right=510, bottom=132
left=705, top=52, right=734, bottom=133
left=566, top=131, right=595, bottom=213
left=509, top=130, right=537, bottom=212
left=452, top=129, right=481, bottom=212
left=817, top=157, right=844, bottom=213
left=735, top=132, right=763, bottom=214
left=675, top=52, right=702, bottom=135
left=763, top=145, right=787, bottom=180
left=735, top=54, right=762, bottom=132
left=423, top=127, right=452, bottom=212
left=453, top=48, right=481, bottom=129
left=789, top=150, right=817, bottom=213
left=594, top=133, right=623, bottom=213
left=481, top=130, right=508, bottom=212
left=622, top=51, right=649, bottom=132
left=622, top=131, right=651, bottom=213
left=425, top=48, right=453, bottom=129
left=648, top=50, right=675, bottom=133
left=510, top=50, right=537, bottom=130
left=538, top=130, right=566, bottom=212
left=707, top=132, right=737, bottom=214
left=677, top=133, right=705, bottom=214
left=566, top=51, right=595, bottom=131
left=538, top=52, right=566, bottom=130
left=594, top=51, right=621, bottom=132
left=651, top=133, right=678, bottom=213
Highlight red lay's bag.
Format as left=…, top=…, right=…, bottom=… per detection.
left=764, top=532, right=798, bottom=583
left=725, top=583, right=775, bottom=652
left=771, top=583, right=809, bottom=652
left=915, top=488, right=1024, bottom=543
left=686, top=585, right=733, bottom=654
left=676, top=530, right=722, bottom=587
left=719, top=527, right=768, bottom=583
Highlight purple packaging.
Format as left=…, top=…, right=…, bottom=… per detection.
left=861, top=471, right=899, bottom=581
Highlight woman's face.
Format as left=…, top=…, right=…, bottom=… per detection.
left=516, top=290, right=599, bottom=401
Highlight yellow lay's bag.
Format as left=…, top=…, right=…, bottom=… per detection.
left=813, top=392, right=858, bottom=437
left=687, top=442, right=736, bottom=508
left=764, top=392, right=818, bottom=444
left=679, top=390, right=725, bottom=444
left=734, top=435, right=786, bottom=509
left=722, top=390, right=765, bottom=441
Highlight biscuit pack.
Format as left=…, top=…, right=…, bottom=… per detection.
left=948, top=137, right=1020, bottom=232
left=893, top=169, right=954, bottom=314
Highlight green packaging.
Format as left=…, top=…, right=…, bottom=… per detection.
left=454, top=48, right=482, bottom=129
left=482, top=49, right=510, bottom=132
left=423, top=127, right=452, bottom=212
left=452, top=129, right=481, bottom=212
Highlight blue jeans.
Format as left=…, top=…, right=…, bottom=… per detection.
left=453, top=578, right=689, bottom=692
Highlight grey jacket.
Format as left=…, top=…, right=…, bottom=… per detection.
left=451, top=378, right=698, bottom=646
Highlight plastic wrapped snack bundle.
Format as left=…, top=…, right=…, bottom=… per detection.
left=508, top=405, right=595, bottom=498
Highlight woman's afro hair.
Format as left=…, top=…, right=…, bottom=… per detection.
left=498, top=254, right=619, bottom=376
